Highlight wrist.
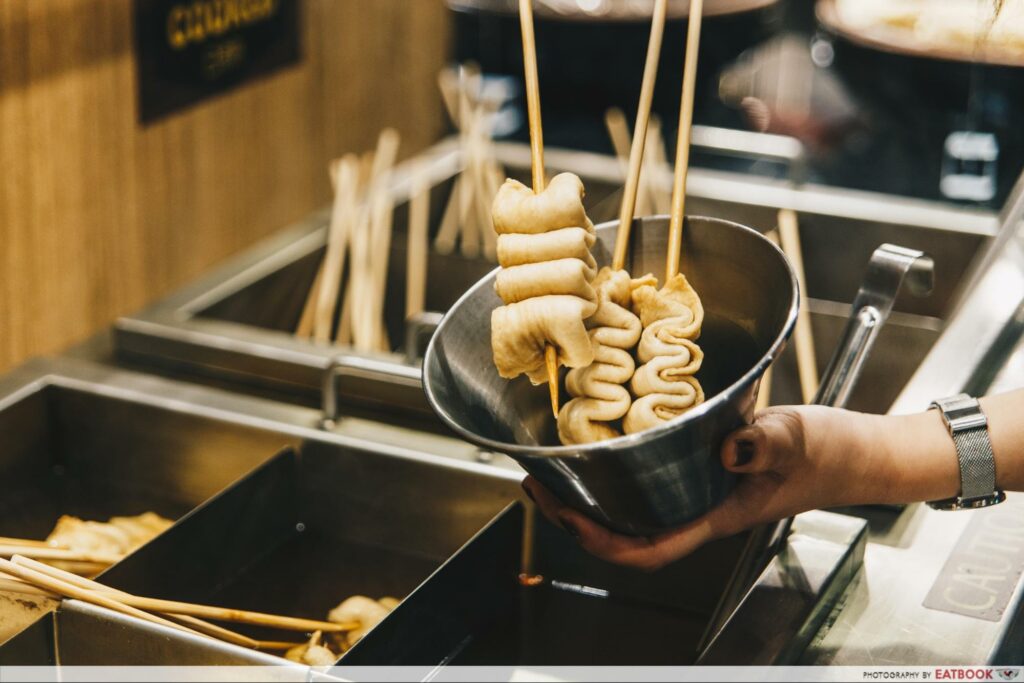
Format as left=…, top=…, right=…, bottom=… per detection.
left=878, top=410, right=961, bottom=505
left=798, top=407, right=901, bottom=507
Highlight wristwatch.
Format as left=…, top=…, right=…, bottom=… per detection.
left=927, top=393, right=1006, bottom=511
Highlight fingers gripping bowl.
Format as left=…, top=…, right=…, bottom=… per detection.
left=423, top=216, right=798, bottom=536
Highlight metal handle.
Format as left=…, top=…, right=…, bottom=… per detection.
left=321, top=355, right=423, bottom=428
left=814, top=244, right=935, bottom=410
left=699, top=242, right=935, bottom=661
left=690, top=125, right=808, bottom=183
left=404, top=311, right=445, bottom=364
left=769, top=244, right=933, bottom=547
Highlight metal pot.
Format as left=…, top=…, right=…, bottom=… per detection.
left=423, top=216, right=797, bottom=535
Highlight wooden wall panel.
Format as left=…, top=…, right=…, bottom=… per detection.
left=0, top=0, right=451, bottom=372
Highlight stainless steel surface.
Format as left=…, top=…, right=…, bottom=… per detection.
left=321, top=354, right=424, bottom=428
left=815, top=244, right=934, bottom=409
left=0, top=348, right=1019, bottom=665
left=404, top=311, right=444, bottom=364
left=702, top=242, right=934, bottom=659
left=0, top=358, right=301, bottom=646
left=341, top=504, right=865, bottom=668
left=699, top=511, right=868, bottom=664
left=0, top=357, right=524, bottom=662
left=954, top=167, right=1024, bottom=310
left=424, top=215, right=799, bottom=536
left=891, top=171, right=1024, bottom=414
left=114, top=138, right=993, bottom=421
left=92, top=444, right=519, bottom=666
left=690, top=125, right=807, bottom=180
left=803, top=499, right=1024, bottom=665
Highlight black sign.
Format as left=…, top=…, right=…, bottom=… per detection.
left=923, top=497, right=1024, bottom=622
left=134, top=0, right=301, bottom=123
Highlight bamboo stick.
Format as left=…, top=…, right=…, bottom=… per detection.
left=0, top=559, right=204, bottom=639
left=9, top=556, right=258, bottom=649
left=0, top=537, right=52, bottom=549
left=257, top=641, right=310, bottom=651
left=666, top=0, right=704, bottom=280
left=9, top=556, right=359, bottom=635
left=406, top=164, right=431, bottom=321
left=295, top=267, right=323, bottom=337
left=0, top=576, right=58, bottom=598
left=777, top=208, right=818, bottom=403
left=458, top=66, right=482, bottom=259
left=433, top=173, right=464, bottom=255
left=605, top=108, right=632, bottom=174
left=613, top=0, right=668, bottom=272
left=0, top=545, right=122, bottom=566
left=756, top=229, right=781, bottom=412
left=518, top=0, right=560, bottom=419
left=313, top=156, right=359, bottom=343
left=646, top=116, right=671, bottom=214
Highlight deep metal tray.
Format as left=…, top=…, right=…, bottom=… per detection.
left=0, top=357, right=1018, bottom=669
left=0, top=358, right=521, bottom=664
left=113, top=138, right=996, bottom=420
left=0, top=359, right=300, bottom=646
left=0, top=359, right=869, bottom=669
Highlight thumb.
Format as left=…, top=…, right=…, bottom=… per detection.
left=721, top=408, right=804, bottom=474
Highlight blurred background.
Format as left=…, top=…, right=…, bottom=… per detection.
left=2, top=0, right=1022, bottom=374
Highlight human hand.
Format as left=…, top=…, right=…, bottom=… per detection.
left=522, top=405, right=947, bottom=571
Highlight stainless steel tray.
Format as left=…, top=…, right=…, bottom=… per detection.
left=0, top=358, right=868, bottom=668
left=113, top=137, right=996, bottom=420
left=0, top=357, right=522, bottom=663
left=0, top=358, right=301, bottom=646
left=0, top=357, right=1018, bottom=668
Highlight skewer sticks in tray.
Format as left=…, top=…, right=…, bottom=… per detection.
left=296, top=129, right=401, bottom=354
left=0, top=544, right=124, bottom=567
left=434, top=64, right=502, bottom=261
left=0, top=554, right=360, bottom=654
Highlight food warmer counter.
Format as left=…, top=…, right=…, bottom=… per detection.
left=2, top=135, right=1022, bottom=670
left=112, top=135, right=994, bottom=428
left=0, top=352, right=1019, bottom=670
left=0, top=357, right=863, bottom=668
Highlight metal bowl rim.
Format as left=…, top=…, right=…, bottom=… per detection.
left=422, top=214, right=799, bottom=458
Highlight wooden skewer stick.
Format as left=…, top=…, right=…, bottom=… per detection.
left=9, top=556, right=260, bottom=650
left=0, top=559, right=205, bottom=639
left=519, top=0, right=545, bottom=195
left=613, top=0, right=669, bottom=273
left=646, top=116, right=672, bottom=215
left=605, top=108, right=632, bottom=174
left=458, top=67, right=482, bottom=259
left=519, top=0, right=560, bottom=419
left=106, top=595, right=358, bottom=634
left=755, top=229, right=781, bottom=412
left=0, top=576, right=59, bottom=598
left=295, top=267, right=324, bottom=338
left=777, top=208, right=819, bottom=403
left=666, top=0, right=704, bottom=281
left=313, top=156, right=359, bottom=343
left=256, top=641, right=310, bottom=652
left=0, top=537, right=53, bottom=549
left=9, top=555, right=360, bottom=635
left=0, top=545, right=123, bottom=566
left=406, top=164, right=431, bottom=321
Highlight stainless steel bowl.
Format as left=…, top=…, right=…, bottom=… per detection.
left=423, top=216, right=798, bottom=535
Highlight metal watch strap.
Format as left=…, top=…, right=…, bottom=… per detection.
left=927, top=394, right=1005, bottom=511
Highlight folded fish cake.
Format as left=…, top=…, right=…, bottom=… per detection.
left=489, top=172, right=599, bottom=384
